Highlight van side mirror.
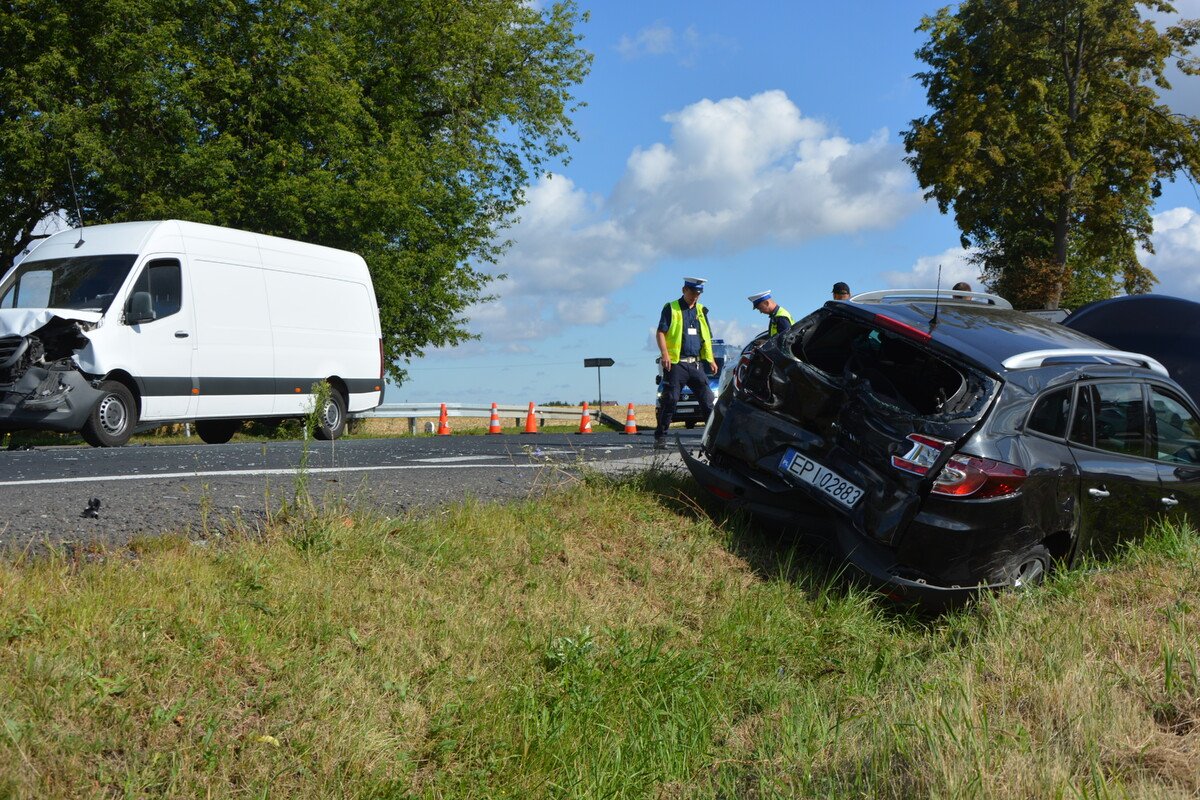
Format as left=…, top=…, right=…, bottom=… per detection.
left=126, top=291, right=156, bottom=324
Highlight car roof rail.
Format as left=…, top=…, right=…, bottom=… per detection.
left=849, top=289, right=1013, bottom=309
left=1001, top=348, right=1170, bottom=377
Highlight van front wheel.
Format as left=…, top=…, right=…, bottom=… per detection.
left=81, top=381, right=136, bottom=447
left=196, top=419, right=241, bottom=444
left=314, top=391, right=347, bottom=440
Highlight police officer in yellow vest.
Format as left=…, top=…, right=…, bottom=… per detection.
left=655, top=277, right=717, bottom=449
left=748, top=290, right=793, bottom=336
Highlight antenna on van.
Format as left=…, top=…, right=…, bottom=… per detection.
left=67, top=158, right=85, bottom=249
left=929, top=264, right=943, bottom=330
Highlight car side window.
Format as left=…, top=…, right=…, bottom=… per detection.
left=1027, top=387, right=1073, bottom=438
left=129, top=259, right=182, bottom=320
left=1069, top=385, right=1095, bottom=447
left=1091, top=383, right=1148, bottom=457
left=1150, top=387, right=1200, bottom=465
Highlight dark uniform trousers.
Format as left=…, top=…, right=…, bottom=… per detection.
left=656, top=360, right=713, bottom=438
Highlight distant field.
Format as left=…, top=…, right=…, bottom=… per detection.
left=1, top=468, right=1197, bottom=797
left=358, top=403, right=662, bottom=435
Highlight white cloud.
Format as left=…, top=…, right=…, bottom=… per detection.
left=615, top=23, right=732, bottom=66
left=709, top=318, right=765, bottom=347
left=1143, top=206, right=1200, bottom=296
left=616, top=23, right=676, bottom=59
left=614, top=93, right=918, bottom=253
left=456, top=90, right=921, bottom=347
left=881, top=246, right=980, bottom=291
left=888, top=208, right=1200, bottom=303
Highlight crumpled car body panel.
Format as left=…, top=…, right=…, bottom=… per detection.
left=0, top=311, right=103, bottom=431
left=683, top=300, right=1115, bottom=608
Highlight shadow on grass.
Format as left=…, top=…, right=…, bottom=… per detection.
left=589, top=466, right=912, bottom=615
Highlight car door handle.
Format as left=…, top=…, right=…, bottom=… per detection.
left=174, top=331, right=190, bottom=338
left=1088, top=487, right=1111, bottom=499
left=1162, top=496, right=1180, bottom=507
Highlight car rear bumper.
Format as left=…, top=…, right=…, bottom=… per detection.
left=829, top=521, right=1009, bottom=610
left=680, top=442, right=1010, bottom=609
left=678, top=439, right=833, bottom=530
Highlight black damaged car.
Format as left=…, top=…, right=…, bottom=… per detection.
left=682, top=289, right=1200, bottom=607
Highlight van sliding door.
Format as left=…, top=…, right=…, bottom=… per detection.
left=189, top=258, right=275, bottom=418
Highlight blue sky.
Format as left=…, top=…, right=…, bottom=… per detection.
left=391, top=0, right=1200, bottom=406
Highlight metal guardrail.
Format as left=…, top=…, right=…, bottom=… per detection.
left=351, top=403, right=608, bottom=434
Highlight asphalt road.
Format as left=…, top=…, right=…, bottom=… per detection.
left=0, top=431, right=699, bottom=552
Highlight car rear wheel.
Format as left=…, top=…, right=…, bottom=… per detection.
left=313, top=390, right=347, bottom=440
left=1007, top=544, right=1051, bottom=590
left=196, top=419, right=241, bottom=444
left=80, top=381, right=137, bottom=447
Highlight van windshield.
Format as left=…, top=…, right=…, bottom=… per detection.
left=0, top=255, right=137, bottom=313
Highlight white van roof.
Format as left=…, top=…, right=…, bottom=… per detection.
left=26, top=221, right=366, bottom=277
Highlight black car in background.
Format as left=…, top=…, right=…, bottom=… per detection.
left=682, top=289, right=1200, bottom=607
left=1061, top=293, right=1200, bottom=407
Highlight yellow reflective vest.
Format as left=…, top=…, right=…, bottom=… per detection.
left=769, top=306, right=793, bottom=337
left=664, top=300, right=713, bottom=362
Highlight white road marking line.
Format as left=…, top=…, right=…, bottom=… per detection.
left=410, top=455, right=505, bottom=463
left=0, top=462, right=546, bottom=488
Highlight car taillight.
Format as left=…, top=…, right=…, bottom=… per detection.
left=379, top=338, right=385, bottom=380
left=891, top=434, right=953, bottom=475
left=732, top=351, right=754, bottom=391
left=932, top=454, right=1026, bottom=498
left=872, top=313, right=932, bottom=343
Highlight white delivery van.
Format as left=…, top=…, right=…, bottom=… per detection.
left=0, top=220, right=384, bottom=446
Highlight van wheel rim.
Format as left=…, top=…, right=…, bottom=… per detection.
left=98, top=394, right=128, bottom=434
left=323, top=400, right=341, bottom=429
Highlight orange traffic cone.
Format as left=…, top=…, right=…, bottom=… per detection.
left=623, top=402, right=639, bottom=435
left=522, top=402, right=539, bottom=434
left=487, top=402, right=502, bottom=434
left=436, top=403, right=451, bottom=435
left=577, top=402, right=593, bottom=434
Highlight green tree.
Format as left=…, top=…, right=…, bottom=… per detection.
left=0, top=0, right=591, bottom=380
left=903, top=0, right=1200, bottom=309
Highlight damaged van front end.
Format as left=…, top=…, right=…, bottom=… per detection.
left=0, top=310, right=106, bottom=433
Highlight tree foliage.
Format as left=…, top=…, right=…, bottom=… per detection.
left=0, top=0, right=591, bottom=380
left=904, top=0, right=1200, bottom=309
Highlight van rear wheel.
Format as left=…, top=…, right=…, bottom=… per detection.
left=80, top=381, right=136, bottom=447
left=314, top=390, right=347, bottom=440
left=196, top=419, right=241, bottom=444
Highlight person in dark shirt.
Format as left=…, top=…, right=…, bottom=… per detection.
left=747, top=290, right=793, bottom=336
left=655, top=277, right=717, bottom=449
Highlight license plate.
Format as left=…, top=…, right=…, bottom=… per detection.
left=780, top=449, right=864, bottom=509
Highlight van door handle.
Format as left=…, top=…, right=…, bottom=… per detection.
left=174, top=331, right=190, bottom=338
left=1162, top=496, right=1180, bottom=507
left=1088, top=487, right=1110, bottom=499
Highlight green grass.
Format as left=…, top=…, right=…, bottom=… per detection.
left=1, top=470, right=1198, bottom=797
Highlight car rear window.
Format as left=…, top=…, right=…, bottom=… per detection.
left=795, top=316, right=972, bottom=416
left=1027, top=387, right=1073, bottom=438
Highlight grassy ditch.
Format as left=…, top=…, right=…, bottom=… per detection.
left=0, top=470, right=1198, bottom=797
